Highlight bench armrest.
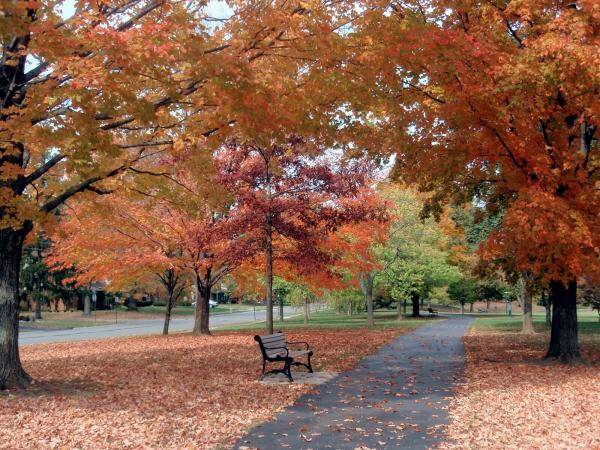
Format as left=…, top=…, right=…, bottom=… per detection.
left=286, top=340, right=310, bottom=350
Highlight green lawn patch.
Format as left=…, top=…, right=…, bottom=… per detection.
left=19, top=318, right=112, bottom=331
left=129, top=303, right=262, bottom=316
left=217, top=309, right=439, bottom=332
left=471, top=308, right=599, bottom=336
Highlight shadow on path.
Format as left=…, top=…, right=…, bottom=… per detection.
left=236, top=316, right=473, bottom=450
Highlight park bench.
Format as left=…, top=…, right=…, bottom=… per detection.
left=427, top=307, right=438, bottom=317
left=254, top=332, right=313, bottom=382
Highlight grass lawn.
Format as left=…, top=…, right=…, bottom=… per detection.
left=444, top=307, right=600, bottom=449
left=469, top=307, right=599, bottom=335
left=131, top=303, right=263, bottom=316
left=221, top=308, right=439, bottom=332
left=2, top=310, right=428, bottom=449
left=19, top=317, right=113, bottom=330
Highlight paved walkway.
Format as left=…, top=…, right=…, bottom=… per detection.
left=236, top=316, right=473, bottom=450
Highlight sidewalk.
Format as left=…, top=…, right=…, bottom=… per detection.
left=236, top=316, right=473, bottom=449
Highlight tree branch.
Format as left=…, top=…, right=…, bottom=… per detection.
left=20, top=154, right=66, bottom=189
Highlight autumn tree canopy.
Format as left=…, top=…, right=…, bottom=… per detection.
left=352, top=0, right=599, bottom=361
left=0, top=0, right=376, bottom=388
left=216, top=138, right=387, bottom=333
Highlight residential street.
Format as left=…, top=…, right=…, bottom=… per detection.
left=19, top=306, right=298, bottom=345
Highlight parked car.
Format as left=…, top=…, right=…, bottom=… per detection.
left=191, top=299, right=219, bottom=309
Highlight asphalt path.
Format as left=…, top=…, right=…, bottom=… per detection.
left=19, top=306, right=298, bottom=346
left=236, top=315, right=473, bottom=449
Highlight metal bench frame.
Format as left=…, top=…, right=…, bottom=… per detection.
left=254, top=332, right=313, bottom=382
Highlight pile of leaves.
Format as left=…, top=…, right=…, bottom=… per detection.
left=444, top=330, right=600, bottom=449
left=1, top=328, right=405, bottom=449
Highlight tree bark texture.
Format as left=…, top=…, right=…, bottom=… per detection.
left=546, top=280, right=580, bottom=363
left=265, top=218, right=274, bottom=334
left=0, top=228, right=31, bottom=389
left=303, top=298, right=308, bottom=325
left=520, top=275, right=535, bottom=334
left=360, top=273, right=374, bottom=328
left=411, top=292, right=420, bottom=317
left=193, top=272, right=211, bottom=335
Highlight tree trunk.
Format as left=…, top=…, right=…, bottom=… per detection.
left=403, top=298, right=407, bottom=315
left=193, top=273, right=211, bottom=335
left=83, top=294, right=91, bottom=316
left=265, top=218, right=274, bottom=334
left=397, top=298, right=403, bottom=319
left=360, top=274, right=374, bottom=328
left=486, top=299, right=490, bottom=311
left=124, top=296, right=137, bottom=311
left=542, top=292, right=552, bottom=327
left=460, top=302, right=465, bottom=315
left=521, top=278, right=535, bottom=334
left=366, top=289, right=374, bottom=327
left=0, top=228, right=31, bottom=389
left=546, top=280, right=580, bottom=362
left=279, top=296, right=284, bottom=322
left=469, top=302, right=474, bottom=313
left=411, top=292, right=420, bottom=317
left=34, top=299, right=42, bottom=320
left=163, top=291, right=174, bottom=336
left=303, top=298, right=308, bottom=325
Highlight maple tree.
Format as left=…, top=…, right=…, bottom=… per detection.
left=49, top=155, right=253, bottom=336
left=329, top=217, right=390, bottom=327
left=216, top=138, right=386, bottom=333
left=48, top=192, right=190, bottom=336
left=352, top=0, right=599, bottom=361
left=379, top=186, right=460, bottom=318
left=0, top=0, right=376, bottom=387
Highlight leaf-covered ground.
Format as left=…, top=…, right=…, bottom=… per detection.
left=1, top=328, right=408, bottom=449
left=444, top=329, right=600, bottom=449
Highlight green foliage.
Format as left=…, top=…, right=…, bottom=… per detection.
left=451, top=206, right=503, bottom=250
left=380, top=188, right=461, bottom=303
left=285, top=283, right=315, bottom=308
left=323, top=288, right=364, bottom=314
left=580, top=283, right=600, bottom=320
left=477, top=280, right=504, bottom=302
left=20, top=239, right=87, bottom=308
left=273, top=277, right=292, bottom=305
left=448, top=278, right=478, bottom=306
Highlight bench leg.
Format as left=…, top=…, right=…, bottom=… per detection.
left=306, top=353, right=313, bottom=373
left=284, top=360, right=293, bottom=382
left=259, top=360, right=267, bottom=381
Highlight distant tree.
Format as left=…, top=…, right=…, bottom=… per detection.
left=380, top=186, right=461, bottom=318
left=448, top=278, right=478, bottom=315
left=580, top=282, right=600, bottom=323
left=477, top=281, right=504, bottom=311
left=216, top=139, right=385, bottom=334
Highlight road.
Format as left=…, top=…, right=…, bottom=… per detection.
left=19, top=306, right=298, bottom=346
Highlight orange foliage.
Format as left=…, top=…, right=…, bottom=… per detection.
left=0, top=329, right=410, bottom=449
left=353, top=1, right=599, bottom=283
left=444, top=329, right=600, bottom=449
